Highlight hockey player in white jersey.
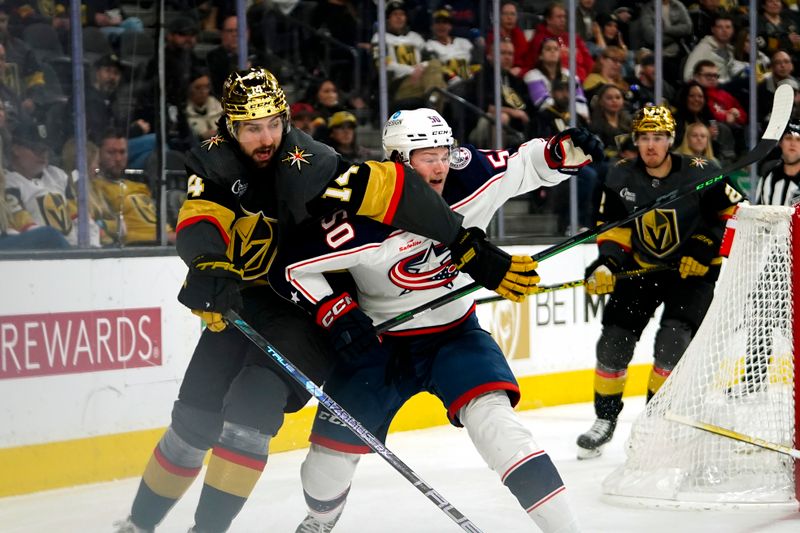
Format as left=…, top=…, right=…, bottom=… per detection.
left=271, top=109, right=603, bottom=532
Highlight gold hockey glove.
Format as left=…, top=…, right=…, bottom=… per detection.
left=449, top=227, right=539, bottom=302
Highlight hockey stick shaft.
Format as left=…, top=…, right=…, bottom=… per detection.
left=225, top=311, right=484, bottom=533
left=473, top=264, right=672, bottom=305
left=375, top=85, right=793, bottom=334
left=665, top=412, right=800, bottom=460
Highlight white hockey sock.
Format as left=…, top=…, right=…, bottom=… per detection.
left=300, top=443, right=361, bottom=523
left=459, top=391, right=581, bottom=533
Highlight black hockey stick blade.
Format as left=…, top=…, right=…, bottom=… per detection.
left=375, top=85, right=793, bottom=335
left=225, top=311, right=485, bottom=532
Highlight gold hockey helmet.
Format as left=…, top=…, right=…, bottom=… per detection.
left=222, top=68, right=288, bottom=124
left=632, top=105, right=676, bottom=138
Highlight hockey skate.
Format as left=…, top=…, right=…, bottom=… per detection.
left=112, top=517, right=153, bottom=533
left=576, top=418, right=616, bottom=459
left=295, top=512, right=342, bottom=533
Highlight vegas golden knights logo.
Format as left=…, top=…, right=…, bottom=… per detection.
left=37, top=193, right=72, bottom=235
left=228, top=209, right=278, bottom=280
left=126, top=195, right=158, bottom=224
left=502, top=85, right=526, bottom=110
left=393, top=44, right=418, bottom=65
left=486, top=300, right=530, bottom=361
left=636, top=208, right=679, bottom=257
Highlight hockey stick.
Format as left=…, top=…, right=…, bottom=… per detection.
left=473, top=264, right=673, bottom=305
left=224, top=311, right=484, bottom=533
left=665, top=412, right=800, bottom=460
left=375, top=85, right=794, bottom=334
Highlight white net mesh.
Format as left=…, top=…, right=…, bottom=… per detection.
left=603, top=204, right=797, bottom=504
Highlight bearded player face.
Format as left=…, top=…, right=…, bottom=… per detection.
left=636, top=131, right=671, bottom=169
left=236, top=115, right=284, bottom=168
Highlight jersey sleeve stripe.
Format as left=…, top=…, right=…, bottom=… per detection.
left=596, top=226, right=632, bottom=251
left=356, top=161, right=403, bottom=224
left=175, top=199, right=235, bottom=245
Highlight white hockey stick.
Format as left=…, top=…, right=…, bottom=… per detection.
left=665, top=412, right=800, bottom=460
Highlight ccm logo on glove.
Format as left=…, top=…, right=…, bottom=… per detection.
left=316, top=293, right=358, bottom=328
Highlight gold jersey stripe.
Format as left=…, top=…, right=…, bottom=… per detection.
left=597, top=226, right=633, bottom=250
left=356, top=161, right=402, bottom=224
left=176, top=199, right=236, bottom=243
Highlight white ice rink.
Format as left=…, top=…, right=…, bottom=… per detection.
left=1, top=399, right=798, bottom=533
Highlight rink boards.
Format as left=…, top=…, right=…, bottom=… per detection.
left=0, top=245, right=659, bottom=496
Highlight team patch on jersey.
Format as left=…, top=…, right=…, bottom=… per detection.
left=689, top=156, right=709, bottom=169
left=201, top=135, right=225, bottom=151
left=231, top=179, right=248, bottom=197
left=619, top=187, right=636, bottom=202
left=635, top=208, right=680, bottom=258
left=227, top=208, right=279, bottom=280
left=282, top=146, right=314, bottom=170
left=388, top=242, right=459, bottom=292
left=449, top=146, right=472, bottom=170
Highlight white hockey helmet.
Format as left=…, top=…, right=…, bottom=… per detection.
left=382, top=108, right=453, bottom=163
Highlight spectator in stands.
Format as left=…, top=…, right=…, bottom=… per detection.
left=758, top=50, right=798, bottom=114
left=0, top=43, right=27, bottom=129
left=524, top=36, right=589, bottom=120
left=0, top=6, right=46, bottom=117
left=588, top=83, right=632, bottom=163
left=4, top=120, right=101, bottom=247
left=0, top=135, right=69, bottom=250
left=486, top=1, right=529, bottom=76
left=425, top=7, right=478, bottom=86
left=530, top=75, right=596, bottom=231
left=302, top=78, right=349, bottom=140
left=757, top=0, right=800, bottom=63
left=688, top=0, right=728, bottom=46
left=627, top=51, right=676, bottom=111
left=683, top=13, right=742, bottom=85
left=637, top=0, right=693, bottom=82
left=93, top=129, right=170, bottom=245
left=185, top=68, right=223, bottom=141
left=468, top=38, right=531, bottom=149
left=205, top=15, right=248, bottom=98
left=583, top=45, right=630, bottom=107
left=692, top=59, right=747, bottom=129
left=439, top=0, right=480, bottom=42
left=676, top=121, right=719, bottom=164
left=324, top=111, right=382, bottom=164
left=85, top=2, right=144, bottom=39
left=673, top=79, right=736, bottom=162
left=589, top=12, right=630, bottom=68
left=372, top=0, right=446, bottom=110
left=732, top=28, right=770, bottom=84
left=289, top=102, right=319, bottom=136
left=526, top=2, right=594, bottom=81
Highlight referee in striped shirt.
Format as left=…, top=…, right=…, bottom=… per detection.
left=756, top=120, right=800, bottom=206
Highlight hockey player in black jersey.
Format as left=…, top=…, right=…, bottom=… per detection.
left=576, top=105, right=743, bottom=459
left=115, top=68, right=539, bottom=533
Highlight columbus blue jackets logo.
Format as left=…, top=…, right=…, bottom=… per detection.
left=389, top=242, right=459, bottom=292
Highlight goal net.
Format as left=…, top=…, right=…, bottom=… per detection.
left=603, top=204, right=800, bottom=505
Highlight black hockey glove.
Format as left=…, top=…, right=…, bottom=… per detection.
left=178, top=254, right=244, bottom=332
left=679, top=233, right=719, bottom=279
left=545, top=127, right=605, bottom=174
left=584, top=256, right=622, bottom=296
left=315, top=292, right=385, bottom=366
left=448, top=227, right=540, bottom=302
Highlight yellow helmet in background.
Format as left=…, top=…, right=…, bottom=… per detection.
left=632, top=105, right=676, bottom=140
left=222, top=68, right=289, bottom=135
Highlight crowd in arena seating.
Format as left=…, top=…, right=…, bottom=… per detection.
left=0, top=0, right=797, bottom=249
